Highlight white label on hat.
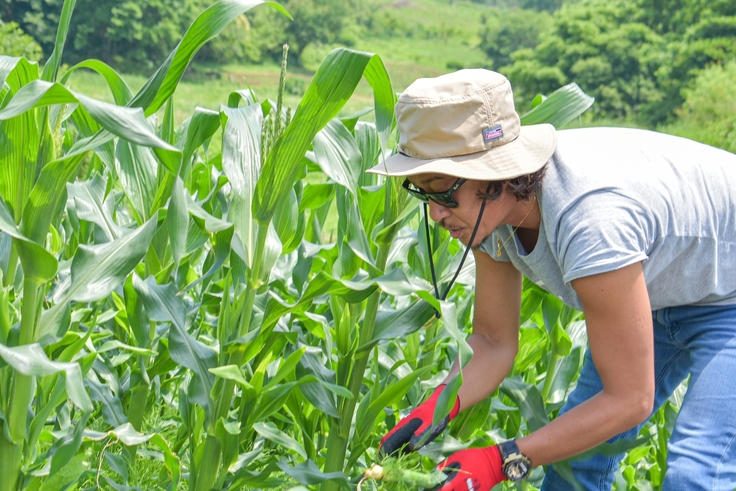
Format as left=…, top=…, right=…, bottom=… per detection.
left=483, top=125, right=503, bottom=143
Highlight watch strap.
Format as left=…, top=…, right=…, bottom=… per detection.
left=497, top=439, right=532, bottom=482
left=498, top=439, right=522, bottom=460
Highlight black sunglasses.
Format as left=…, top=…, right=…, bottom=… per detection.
left=402, top=178, right=467, bottom=208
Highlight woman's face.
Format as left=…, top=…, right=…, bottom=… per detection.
left=406, top=174, right=538, bottom=247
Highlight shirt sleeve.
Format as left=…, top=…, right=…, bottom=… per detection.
left=554, top=190, right=654, bottom=284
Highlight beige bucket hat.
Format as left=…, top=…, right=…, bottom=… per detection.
left=368, top=69, right=557, bottom=180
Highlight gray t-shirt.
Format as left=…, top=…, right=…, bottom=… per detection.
left=478, top=127, right=736, bottom=311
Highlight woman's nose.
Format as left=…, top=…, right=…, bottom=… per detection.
left=428, top=200, right=451, bottom=222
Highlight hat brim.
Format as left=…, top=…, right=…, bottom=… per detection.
left=368, top=123, right=557, bottom=181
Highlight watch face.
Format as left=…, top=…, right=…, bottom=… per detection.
left=503, top=459, right=531, bottom=482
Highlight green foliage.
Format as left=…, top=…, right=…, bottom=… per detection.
left=0, top=20, right=42, bottom=59
left=2, top=0, right=208, bottom=71
left=660, top=60, right=736, bottom=153
left=200, top=8, right=287, bottom=64
left=502, top=0, right=668, bottom=122
left=479, top=8, right=553, bottom=70
left=98, top=0, right=210, bottom=71
left=362, top=5, right=467, bottom=44
left=0, top=0, right=686, bottom=490
left=280, top=0, right=355, bottom=59
left=181, top=0, right=370, bottom=67
left=518, top=0, right=563, bottom=11
left=500, top=0, right=736, bottom=126
left=471, top=0, right=563, bottom=11
left=0, top=0, right=66, bottom=52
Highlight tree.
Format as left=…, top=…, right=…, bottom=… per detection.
left=173, top=0, right=367, bottom=67
left=663, top=60, right=736, bottom=152
left=0, top=0, right=65, bottom=54
left=519, top=0, right=563, bottom=12
left=501, top=0, right=736, bottom=125
left=280, top=0, right=356, bottom=63
left=479, top=8, right=553, bottom=70
left=0, top=20, right=42, bottom=59
left=503, top=0, right=666, bottom=121
left=1, top=0, right=208, bottom=71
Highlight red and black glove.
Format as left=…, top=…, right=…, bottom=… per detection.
left=380, top=385, right=460, bottom=457
left=428, top=446, right=506, bottom=491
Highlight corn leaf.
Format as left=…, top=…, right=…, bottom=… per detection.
left=451, top=395, right=493, bottom=441
left=0, top=113, right=40, bottom=221
left=40, top=0, right=76, bottom=83
left=551, top=323, right=573, bottom=357
left=357, top=186, right=385, bottom=238
left=182, top=226, right=233, bottom=292
left=179, top=204, right=220, bottom=239
left=39, top=453, right=88, bottom=491
left=167, top=177, right=188, bottom=270
left=520, top=280, right=546, bottom=325
left=67, top=175, right=123, bottom=241
left=339, top=192, right=376, bottom=270
left=85, top=423, right=181, bottom=487
left=115, top=141, right=159, bottom=222
left=0, top=343, right=92, bottom=412
left=546, top=347, right=585, bottom=405
left=251, top=382, right=298, bottom=423
left=520, top=83, right=595, bottom=128
left=254, top=49, right=394, bottom=224
left=210, top=365, right=253, bottom=388
left=299, top=183, right=335, bottom=212
left=60, top=59, right=133, bottom=105
left=87, top=375, right=127, bottom=427
left=499, top=376, right=550, bottom=432
left=0, top=198, right=57, bottom=282
left=312, top=119, right=362, bottom=198
left=22, top=148, right=88, bottom=244
left=254, top=422, right=307, bottom=459
left=295, top=375, right=353, bottom=400
left=261, top=271, right=377, bottom=331
left=0, top=81, right=176, bottom=153
left=0, top=57, right=40, bottom=223
left=221, top=103, right=262, bottom=266
left=67, top=101, right=116, bottom=170
left=360, top=299, right=436, bottom=353
left=0, top=55, right=38, bottom=91
left=67, top=215, right=158, bottom=302
left=262, top=347, right=306, bottom=391
left=273, top=187, right=305, bottom=255
left=181, top=107, right=221, bottom=175
left=428, top=300, right=474, bottom=434
left=130, top=0, right=290, bottom=116
left=354, top=365, right=432, bottom=443
left=355, top=122, right=382, bottom=182
left=276, top=459, right=349, bottom=488
left=133, top=276, right=216, bottom=413
left=38, top=216, right=158, bottom=340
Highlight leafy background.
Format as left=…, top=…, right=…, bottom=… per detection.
left=0, top=0, right=731, bottom=490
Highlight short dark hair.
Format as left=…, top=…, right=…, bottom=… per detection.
left=476, top=163, right=547, bottom=202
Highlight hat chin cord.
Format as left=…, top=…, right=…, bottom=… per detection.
left=425, top=181, right=494, bottom=318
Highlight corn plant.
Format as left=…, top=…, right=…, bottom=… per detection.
left=0, top=0, right=289, bottom=489
left=0, top=0, right=675, bottom=488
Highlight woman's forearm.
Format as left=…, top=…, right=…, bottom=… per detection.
left=444, top=332, right=517, bottom=411
left=518, top=389, right=652, bottom=467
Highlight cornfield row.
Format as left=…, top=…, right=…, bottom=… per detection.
left=0, top=0, right=679, bottom=490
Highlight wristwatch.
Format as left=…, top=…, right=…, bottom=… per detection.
left=498, top=439, right=532, bottom=482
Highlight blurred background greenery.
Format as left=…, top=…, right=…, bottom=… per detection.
left=1, top=0, right=734, bottom=151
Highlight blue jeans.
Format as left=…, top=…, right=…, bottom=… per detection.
left=541, top=304, right=736, bottom=491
